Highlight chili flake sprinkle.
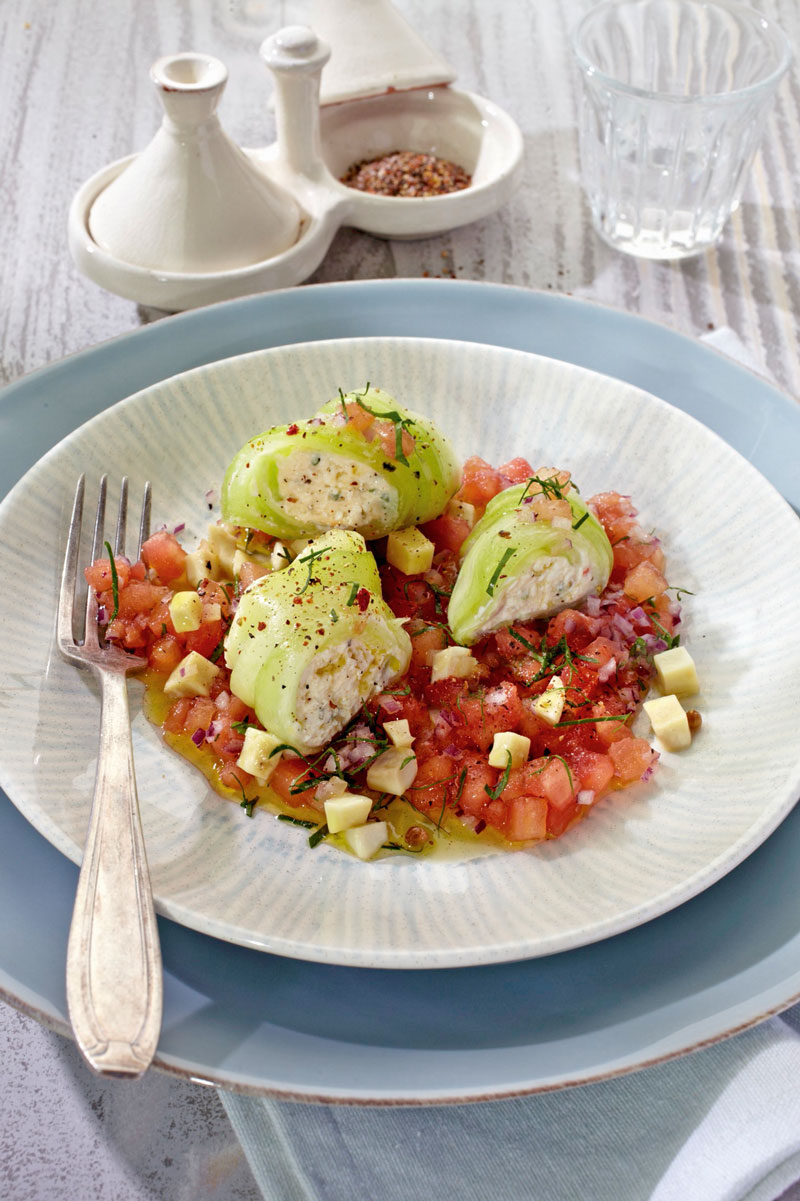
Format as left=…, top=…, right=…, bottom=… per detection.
left=340, top=150, right=471, bottom=198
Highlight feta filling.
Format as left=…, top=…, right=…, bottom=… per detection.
left=475, top=551, right=599, bottom=637
left=295, top=637, right=397, bottom=749
left=277, top=451, right=398, bottom=533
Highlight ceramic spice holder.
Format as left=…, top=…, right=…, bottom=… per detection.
left=68, top=11, right=523, bottom=311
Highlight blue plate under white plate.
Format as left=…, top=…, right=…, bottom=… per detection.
left=1, top=280, right=799, bottom=1102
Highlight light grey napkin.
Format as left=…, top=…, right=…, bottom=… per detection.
left=220, top=328, right=800, bottom=1201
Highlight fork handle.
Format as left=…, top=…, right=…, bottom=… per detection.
left=66, top=670, right=162, bottom=1077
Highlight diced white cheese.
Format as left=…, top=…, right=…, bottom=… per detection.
left=168, top=590, right=202, bottom=633
left=383, top=718, right=414, bottom=748
left=163, top=651, right=220, bottom=698
left=386, top=527, right=435, bottom=575
left=532, top=675, right=566, bottom=726
left=446, top=498, right=476, bottom=527
left=324, top=792, right=373, bottom=833
left=488, top=731, right=531, bottom=769
left=653, top=646, right=700, bottom=698
left=643, top=694, right=692, bottom=751
left=185, top=541, right=220, bottom=586
left=366, top=747, right=418, bottom=795
left=270, top=541, right=291, bottom=571
left=344, top=821, right=388, bottom=860
left=430, top=645, right=479, bottom=683
left=206, top=524, right=237, bottom=578
left=236, top=727, right=283, bottom=782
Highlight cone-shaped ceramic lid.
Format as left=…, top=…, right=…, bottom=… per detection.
left=89, top=53, right=300, bottom=273
left=310, top=0, right=456, bottom=105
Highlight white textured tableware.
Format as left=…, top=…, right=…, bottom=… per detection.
left=1, top=337, right=799, bottom=969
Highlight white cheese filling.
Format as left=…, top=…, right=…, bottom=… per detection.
left=475, top=551, right=599, bottom=637
left=295, top=637, right=397, bottom=749
left=277, top=451, right=398, bottom=532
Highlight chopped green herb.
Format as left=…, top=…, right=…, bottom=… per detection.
left=277, top=814, right=317, bottom=829
left=346, top=581, right=360, bottom=606
left=572, top=511, right=589, bottom=531
left=295, top=545, right=331, bottom=594
left=330, top=608, right=339, bottom=624
left=484, top=751, right=512, bottom=801
left=487, top=547, right=516, bottom=596
left=308, top=823, right=329, bottom=849
left=103, top=541, right=120, bottom=620
left=231, top=717, right=251, bottom=735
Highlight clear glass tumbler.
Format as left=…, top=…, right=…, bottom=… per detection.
left=572, top=0, right=791, bottom=260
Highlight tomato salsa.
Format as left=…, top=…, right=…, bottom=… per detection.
left=85, top=453, right=680, bottom=856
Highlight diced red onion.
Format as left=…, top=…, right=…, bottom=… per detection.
left=643, top=633, right=668, bottom=655
left=191, top=727, right=206, bottom=747
left=584, top=595, right=601, bottom=617
left=206, top=720, right=223, bottom=741
left=611, top=612, right=635, bottom=639
left=97, top=605, right=108, bottom=623
left=564, top=616, right=576, bottom=634
left=641, top=754, right=659, bottom=782
left=173, top=522, right=186, bottom=534
left=597, top=657, right=617, bottom=684
left=628, top=606, right=649, bottom=625
left=577, top=790, right=595, bottom=806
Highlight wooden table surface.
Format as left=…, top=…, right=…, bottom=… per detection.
left=1, top=1, right=798, bottom=1197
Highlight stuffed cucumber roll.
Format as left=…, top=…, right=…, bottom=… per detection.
left=224, top=530, right=411, bottom=755
left=221, top=386, right=461, bottom=541
left=447, top=470, right=614, bottom=645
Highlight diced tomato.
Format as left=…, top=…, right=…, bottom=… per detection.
left=457, top=457, right=504, bottom=508
left=547, top=799, right=580, bottom=838
left=407, top=754, right=456, bottom=813
left=454, top=754, right=497, bottom=817
left=164, top=697, right=192, bottom=734
left=408, top=621, right=449, bottom=674
left=623, top=561, right=668, bottom=603
left=184, top=618, right=223, bottom=658
left=539, top=757, right=575, bottom=809
left=502, top=758, right=549, bottom=801
left=148, top=634, right=183, bottom=674
left=609, top=737, right=659, bottom=783
left=269, top=758, right=316, bottom=804
left=218, top=762, right=253, bottom=791
left=507, top=796, right=548, bottom=842
left=419, top=513, right=472, bottom=555
left=379, top=565, right=438, bottom=621
left=570, top=746, right=615, bottom=793
left=497, top=457, right=534, bottom=486
left=85, top=556, right=132, bottom=593
left=545, top=608, right=599, bottom=650
left=459, top=681, right=522, bottom=752
left=141, top=530, right=187, bottom=582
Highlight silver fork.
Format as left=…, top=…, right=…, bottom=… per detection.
left=57, top=474, right=162, bottom=1078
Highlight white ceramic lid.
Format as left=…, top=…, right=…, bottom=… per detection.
left=310, top=0, right=456, bottom=105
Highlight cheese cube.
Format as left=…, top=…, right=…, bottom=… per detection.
left=532, top=675, right=566, bottom=726
left=236, top=727, right=283, bottom=782
left=324, top=792, right=373, bottom=833
left=643, top=694, right=692, bottom=751
left=386, top=527, right=435, bottom=575
left=366, top=747, right=418, bottom=795
left=168, top=590, right=203, bottom=633
left=163, top=651, right=220, bottom=698
left=383, top=719, right=414, bottom=748
left=344, top=821, right=388, bottom=860
left=206, top=524, right=237, bottom=578
left=185, top=541, right=220, bottom=586
left=270, top=541, right=291, bottom=571
left=489, top=731, right=531, bottom=769
left=654, top=646, right=699, bottom=698
left=446, top=498, right=476, bottom=527
left=430, top=645, right=479, bottom=683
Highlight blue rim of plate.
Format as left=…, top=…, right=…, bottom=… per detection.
left=2, top=279, right=799, bottom=1104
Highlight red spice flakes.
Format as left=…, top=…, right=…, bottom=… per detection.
left=340, top=150, right=471, bottom=197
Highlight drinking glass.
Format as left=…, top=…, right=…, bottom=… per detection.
left=572, top=0, right=791, bottom=260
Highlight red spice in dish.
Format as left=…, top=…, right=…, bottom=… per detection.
left=340, top=150, right=471, bottom=197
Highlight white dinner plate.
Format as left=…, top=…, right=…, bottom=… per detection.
left=1, top=335, right=799, bottom=970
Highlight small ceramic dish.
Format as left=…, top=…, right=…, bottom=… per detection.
left=68, top=25, right=524, bottom=310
